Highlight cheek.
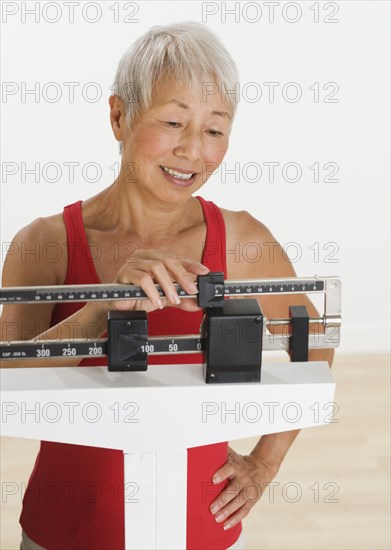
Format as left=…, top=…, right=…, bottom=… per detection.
left=205, top=141, right=229, bottom=165
left=136, top=130, right=171, bottom=161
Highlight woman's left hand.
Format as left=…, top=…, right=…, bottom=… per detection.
left=209, top=446, right=277, bottom=531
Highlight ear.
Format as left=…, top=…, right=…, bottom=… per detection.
left=109, top=95, right=126, bottom=141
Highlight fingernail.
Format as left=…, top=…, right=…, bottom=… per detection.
left=212, top=475, right=220, bottom=484
left=156, top=298, right=164, bottom=309
left=189, top=283, right=198, bottom=294
left=170, top=291, right=181, bottom=305
left=215, top=513, right=224, bottom=523
left=210, top=504, right=219, bottom=515
left=223, top=522, right=232, bottom=531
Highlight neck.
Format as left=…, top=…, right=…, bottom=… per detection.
left=83, top=178, right=202, bottom=244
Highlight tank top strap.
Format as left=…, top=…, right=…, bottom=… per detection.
left=195, top=195, right=227, bottom=277
left=62, top=200, right=100, bottom=284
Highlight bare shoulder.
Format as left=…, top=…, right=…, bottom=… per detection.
left=221, top=208, right=272, bottom=239
left=220, top=208, right=296, bottom=278
left=2, top=212, right=67, bottom=287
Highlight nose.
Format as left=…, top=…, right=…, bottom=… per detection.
left=173, top=128, right=201, bottom=163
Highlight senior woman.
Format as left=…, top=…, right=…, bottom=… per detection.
left=2, top=22, right=333, bottom=550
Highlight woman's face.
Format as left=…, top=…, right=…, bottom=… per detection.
left=115, top=76, right=233, bottom=203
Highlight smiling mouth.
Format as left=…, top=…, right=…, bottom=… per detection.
left=160, top=165, right=196, bottom=181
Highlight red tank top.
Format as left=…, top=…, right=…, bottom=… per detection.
left=20, top=196, right=242, bottom=550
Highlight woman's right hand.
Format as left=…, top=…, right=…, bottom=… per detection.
left=94, top=249, right=210, bottom=315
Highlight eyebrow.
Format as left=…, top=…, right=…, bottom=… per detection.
left=164, top=98, right=232, bottom=120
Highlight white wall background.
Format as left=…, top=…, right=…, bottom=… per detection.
left=1, top=0, right=389, bottom=353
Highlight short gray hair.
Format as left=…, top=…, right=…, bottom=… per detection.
left=112, top=21, right=239, bottom=138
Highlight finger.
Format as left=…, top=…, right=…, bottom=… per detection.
left=149, top=255, right=209, bottom=296
left=176, top=261, right=210, bottom=293
left=143, top=259, right=182, bottom=306
left=221, top=501, right=253, bottom=531
left=213, top=477, right=264, bottom=525
left=115, top=250, right=210, bottom=309
left=141, top=257, right=204, bottom=304
left=212, top=462, right=236, bottom=485
left=179, top=258, right=210, bottom=275
left=162, top=258, right=199, bottom=296
left=174, top=298, right=203, bottom=312
left=130, top=254, right=184, bottom=305
left=164, top=298, right=201, bottom=312
left=210, top=479, right=242, bottom=516
left=125, top=258, right=181, bottom=307
left=110, top=298, right=159, bottom=313
left=213, top=485, right=256, bottom=525
left=145, top=250, right=209, bottom=275
left=117, top=267, right=166, bottom=310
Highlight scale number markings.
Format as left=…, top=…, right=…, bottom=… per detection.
left=36, top=348, right=50, bottom=357
left=63, top=347, right=77, bottom=356
left=89, top=346, right=103, bottom=355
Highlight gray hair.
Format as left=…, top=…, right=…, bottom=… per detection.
left=112, top=22, right=239, bottom=152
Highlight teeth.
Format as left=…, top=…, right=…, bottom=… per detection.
left=161, top=166, right=194, bottom=180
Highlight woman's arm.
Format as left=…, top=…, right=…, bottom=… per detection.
left=1, top=219, right=208, bottom=368
left=0, top=217, right=108, bottom=368
left=209, top=210, right=334, bottom=529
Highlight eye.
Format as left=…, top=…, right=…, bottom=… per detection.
left=164, top=121, right=181, bottom=127
left=208, top=129, right=224, bottom=137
